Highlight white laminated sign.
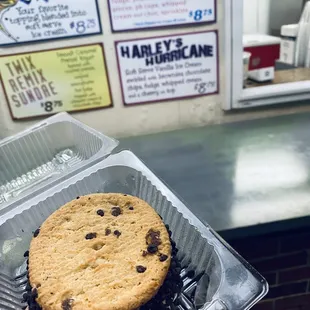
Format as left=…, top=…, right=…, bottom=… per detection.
left=108, top=0, right=216, bottom=31
left=0, top=0, right=101, bottom=46
left=115, top=31, right=219, bottom=106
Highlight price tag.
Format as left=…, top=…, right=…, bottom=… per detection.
left=0, top=0, right=101, bottom=46
left=108, top=0, right=216, bottom=32
left=116, top=31, right=219, bottom=106
left=0, top=44, right=112, bottom=119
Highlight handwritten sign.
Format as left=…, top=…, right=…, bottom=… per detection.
left=0, top=0, right=101, bottom=46
left=108, top=0, right=216, bottom=32
left=0, top=44, right=112, bottom=119
left=116, top=31, right=218, bottom=106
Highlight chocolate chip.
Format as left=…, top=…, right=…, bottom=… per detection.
left=114, top=230, right=121, bottom=238
left=111, top=207, right=121, bottom=217
left=147, top=244, right=158, bottom=254
left=33, top=229, right=40, bottom=238
left=85, top=233, right=97, bottom=240
left=76, top=196, right=80, bottom=199
left=159, top=254, right=168, bottom=262
left=129, top=206, right=134, bottom=210
left=142, top=250, right=148, bottom=257
left=123, top=194, right=127, bottom=196
left=24, top=250, right=29, bottom=257
left=96, top=209, right=104, bottom=217
left=62, top=298, right=74, bottom=310
left=88, top=197, right=91, bottom=200
left=136, top=265, right=147, bottom=273
left=105, top=228, right=111, bottom=236
left=146, top=229, right=161, bottom=246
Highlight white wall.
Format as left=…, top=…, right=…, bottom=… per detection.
left=243, top=0, right=271, bottom=34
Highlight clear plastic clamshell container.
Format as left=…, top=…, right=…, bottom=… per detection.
left=0, top=112, right=118, bottom=216
left=0, top=115, right=268, bottom=310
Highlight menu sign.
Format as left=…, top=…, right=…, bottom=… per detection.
left=116, top=31, right=218, bottom=106
left=0, top=0, right=101, bottom=46
left=0, top=44, right=112, bottom=119
left=108, top=0, right=216, bottom=32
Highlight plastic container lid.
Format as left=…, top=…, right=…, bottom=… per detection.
left=243, top=34, right=281, bottom=47
left=281, top=24, right=299, bottom=37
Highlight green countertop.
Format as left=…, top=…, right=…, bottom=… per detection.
left=119, top=113, right=310, bottom=240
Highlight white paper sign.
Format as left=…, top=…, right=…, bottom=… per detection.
left=0, top=0, right=101, bottom=46
left=108, top=0, right=216, bottom=32
left=116, top=31, right=218, bottom=106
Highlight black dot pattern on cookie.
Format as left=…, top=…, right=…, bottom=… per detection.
left=24, top=250, right=29, bottom=257
left=33, top=229, right=40, bottom=238
left=147, top=244, right=158, bottom=254
left=142, top=250, right=148, bottom=257
left=159, top=254, right=168, bottom=262
left=105, top=228, right=111, bottom=236
left=76, top=196, right=80, bottom=199
left=61, top=298, right=74, bottom=310
left=96, top=209, right=104, bottom=217
left=114, top=230, right=121, bottom=238
left=146, top=229, right=161, bottom=246
left=136, top=265, right=147, bottom=273
left=85, top=233, right=97, bottom=240
left=129, top=206, right=134, bottom=210
left=111, top=207, right=121, bottom=217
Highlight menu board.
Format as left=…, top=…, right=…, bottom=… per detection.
left=116, top=31, right=218, bottom=106
left=0, top=0, right=101, bottom=46
left=108, top=0, right=216, bottom=32
left=0, top=44, right=112, bottom=119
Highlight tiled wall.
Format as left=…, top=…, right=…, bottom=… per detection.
left=230, top=228, right=310, bottom=310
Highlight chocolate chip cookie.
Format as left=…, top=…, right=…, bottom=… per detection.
left=29, top=193, right=171, bottom=310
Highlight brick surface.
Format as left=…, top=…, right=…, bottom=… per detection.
left=230, top=236, right=278, bottom=260
left=275, top=293, right=310, bottom=310
left=228, top=228, right=310, bottom=309
left=252, top=251, right=308, bottom=273
left=263, top=272, right=277, bottom=286
left=279, top=266, right=310, bottom=284
left=280, top=232, right=310, bottom=253
left=266, top=282, right=307, bottom=299
left=254, top=300, right=274, bottom=310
